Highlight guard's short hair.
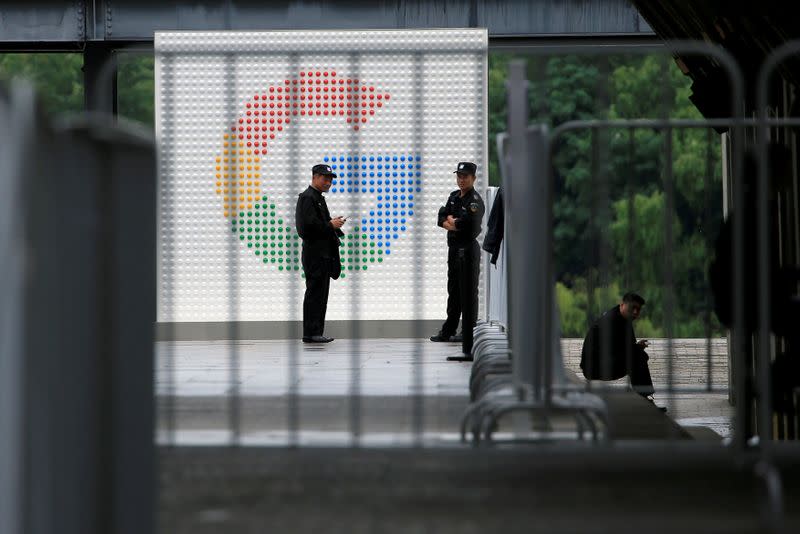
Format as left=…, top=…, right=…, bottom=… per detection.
left=622, top=292, right=645, bottom=306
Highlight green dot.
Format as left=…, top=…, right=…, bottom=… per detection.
left=231, top=219, right=237, bottom=225
left=378, top=250, right=383, bottom=255
left=270, top=251, right=276, bottom=256
left=255, top=235, right=260, bottom=241
left=362, top=266, right=367, bottom=270
left=278, top=251, right=283, bottom=256
left=341, top=273, right=346, bottom=278
left=279, top=266, right=284, bottom=271
left=262, top=195, right=267, bottom=201
left=247, top=211, right=252, bottom=217
left=255, top=204, right=260, bottom=209
left=347, top=266, right=353, bottom=271
left=362, top=234, right=367, bottom=239
left=239, top=235, right=245, bottom=241
left=278, top=258, right=283, bottom=263
left=278, top=242, right=283, bottom=248
left=247, top=227, right=252, bottom=232
left=370, top=250, right=374, bottom=255
left=271, top=259, right=276, bottom=263
left=370, top=258, right=375, bottom=263
left=278, top=218, right=283, bottom=224
left=340, top=258, right=345, bottom=263
left=354, top=226, right=359, bottom=232
left=255, top=250, right=260, bottom=255
left=271, top=235, right=276, bottom=241
left=271, top=243, right=275, bottom=248
left=270, top=228, right=275, bottom=233
left=362, top=258, right=367, bottom=263
left=294, top=242, right=299, bottom=247
left=270, top=204, right=275, bottom=209
left=263, top=258, right=268, bottom=263
left=270, top=219, right=275, bottom=225
left=278, top=227, right=283, bottom=232
left=247, top=243, right=253, bottom=248
left=239, top=211, right=245, bottom=217
left=370, top=242, right=375, bottom=248
left=348, top=258, right=352, bottom=263
left=378, top=258, right=383, bottom=263
left=271, top=211, right=276, bottom=217
left=247, top=235, right=252, bottom=241
left=301, top=272, right=305, bottom=278
left=294, top=266, right=300, bottom=271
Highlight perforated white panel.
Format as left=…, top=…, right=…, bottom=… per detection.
left=155, top=29, right=487, bottom=322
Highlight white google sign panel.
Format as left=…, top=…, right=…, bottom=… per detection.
left=155, top=29, right=487, bottom=322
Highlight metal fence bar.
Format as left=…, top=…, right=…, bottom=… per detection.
left=411, top=50, right=424, bottom=443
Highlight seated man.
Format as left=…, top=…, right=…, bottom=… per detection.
left=579, top=292, right=665, bottom=411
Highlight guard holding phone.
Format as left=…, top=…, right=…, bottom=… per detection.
left=430, top=161, right=485, bottom=361
left=295, top=163, right=346, bottom=343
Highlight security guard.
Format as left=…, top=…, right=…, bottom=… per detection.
left=295, top=163, right=346, bottom=343
left=430, top=161, right=485, bottom=361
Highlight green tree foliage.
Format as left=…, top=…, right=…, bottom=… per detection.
left=489, top=52, right=724, bottom=338
left=118, top=55, right=155, bottom=127
left=0, top=53, right=83, bottom=116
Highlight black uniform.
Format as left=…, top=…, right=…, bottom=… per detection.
left=579, top=305, right=654, bottom=396
left=295, top=186, right=343, bottom=338
left=437, top=187, right=485, bottom=355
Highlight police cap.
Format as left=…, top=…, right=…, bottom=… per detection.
left=312, top=163, right=337, bottom=178
left=453, top=161, right=477, bottom=175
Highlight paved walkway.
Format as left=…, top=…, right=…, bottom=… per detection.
left=156, top=337, right=734, bottom=443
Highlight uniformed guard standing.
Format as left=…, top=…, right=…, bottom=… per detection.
left=295, top=163, right=346, bottom=343
left=430, top=161, right=485, bottom=361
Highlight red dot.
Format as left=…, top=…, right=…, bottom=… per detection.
left=354, top=125, right=359, bottom=131
left=270, top=134, right=275, bottom=139
left=369, top=86, right=374, bottom=92
left=300, top=71, right=305, bottom=77
left=316, top=110, right=321, bottom=116
left=339, top=79, right=344, bottom=84
left=346, top=118, right=352, bottom=123
left=316, top=95, right=321, bottom=100
left=293, top=79, right=298, bottom=85
left=247, top=141, right=252, bottom=147
left=238, top=134, right=244, bottom=139
left=323, top=102, right=328, bottom=108
left=316, top=71, right=321, bottom=76
left=354, top=79, right=359, bottom=84
left=246, top=111, right=252, bottom=116
left=323, top=79, right=328, bottom=85
left=238, top=118, right=243, bottom=124
left=361, top=118, right=366, bottom=123
left=254, top=149, right=260, bottom=155
left=300, top=79, right=305, bottom=85
left=286, top=118, right=291, bottom=123
left=246, top=103, right=251, bottom=108
left=339, top=102, right=344, bottom=108
left=323, top=87, right=328, bottom=92
left=347, top=79, right=352, bottom=84
left=278, top=125, right=283, bottom=130
left=269, top=87, right=274, bottom=92
left=285, top=79, right=290, bottom=84
left=369, top=102, right=375, bottom=108
left=369, top=110, right=375, bottom=115
left=385, top=94, right=391, bottom=100
left=377, top=95, right=383, bottom=100
left=361, top=110, right=366, bottom=115
left=377, top=102, right=383, bottom=107
left=230, top=126, right=236, bottom=132
left=270, top=126, right=275, bottom=131
left=247, top=124, right=252, bottom=129
left=293, top=111, right=298, bottom=116
left=323, top=71, right=328, bottom=76
left=254, top=95, right=260, bottom=100
left=331, top=71, right=336, bottom=76
left=270, top=118, right=275, bottom=124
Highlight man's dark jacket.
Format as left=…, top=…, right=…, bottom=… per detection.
left=580, top=305, right=640, bottom=380
left=295, top=186, right=344, bottom=279
left=481, top=186, right=504, bottom=264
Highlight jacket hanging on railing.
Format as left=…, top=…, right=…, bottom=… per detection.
left=481, top=186, right=504, bottom=265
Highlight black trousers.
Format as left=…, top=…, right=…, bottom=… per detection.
left=629, top=349, right=655, bottom=396
left=303, top=274, right=330, bottom=337
left=440, top=241, right=481, bottom=354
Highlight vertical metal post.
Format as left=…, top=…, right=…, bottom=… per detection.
left=84, top=43, right=118, bottom=116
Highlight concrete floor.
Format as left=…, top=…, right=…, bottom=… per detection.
left=156, top=337, right=734, bottom=444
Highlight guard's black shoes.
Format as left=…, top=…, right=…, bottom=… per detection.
left=450, top=333, right=463, bottom=342
left=303, top=336, right=334, bottom=343
left=446, top=353, right=474, bottom=362
left=430, top=333, right=454, bottom=342
left=645, top=395, right=668, bottom=412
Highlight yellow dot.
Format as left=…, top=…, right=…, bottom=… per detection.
left=224, top=189, right=229, bottom=195
left=223, top=142, right=229, bottom=148
left=223, top=150, right=229, bottom=155
left=247, top=203, right=253, bottom=210
left=216, top=181, right=222, bottom=187
left=254, top=181, right=261, bottom=186
left=255, top=174, right=260, bottom=179
left=255, top=166, right=261, bottom=171
left=239, top=166, right=244, bottom=171
left=247, top=181, right=252, bottom=186
left=224, top=211, right=229, bottom=217
left=223, top=134, right=229, bottom=140
left=247, top=196, right=253, bottom=202
left=254, top=157, right=260, bottom=163
left=247, top=166, right=253, bottom=171
left=239, top=195, right=245, bottom=201
left=215, top=174, right=221, bottom=179
left=239, top=181, right=245, bottom=186
left=238, top=143, right=244, bottom=148
left=239, top=203, right=245, bottom=209
left=246, top=150, right=252, bottom=156
left=216, top=189, right=221, bottom=194
left=254, top=188, right=261, bottom=194
left=223, top=174, right=229, bottom=178
left=215, top=166, right=220, bottom=171
left=247, top=188, right=253, bottom=194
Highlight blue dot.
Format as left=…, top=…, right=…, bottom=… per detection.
left=400, top=188, right=406, bottom=193
left=378, top=196, right=382, bottom=201
left=393, top=226, right=398, bottom=231
left=369, top=156, right=375, bottom=161
left=377, top=172, right=382, bottom=177
left=370, top=211, right=375, bottom=216
left=347, top=156, right=352, bottom=162
left=393, top=188, right=398, bottom=193
left=416, top=187, right=421, bottom=192
left=324, top=156, right=329, bottom=162
left=393, top=203, right=398, bottom=208
left=377, top=156, right=383, bottom=161
left=331, top=164, right=337, bottom=169
left=401, top=218, right=406, bottom=224
left=393, top=234, right=399, bottom=239
left=401, top=226, right=406, bottom=231
left=361, top=156, right=367, bottom=162
left=386, top=250, right=391, bottom=255
left=331, top=188, right=336, bottom=193
left=409, top=195, right=414, bottom=200
left=369, top=226, right=374, bottom=231
left=392, top=172, right=398, bottom=177
left=377, top=203, right=382, bottom=208
left=393, top=156, right=398, bottom=161
left=347, top=188, right=352, bottom=193
left=362, top=173, right=367, bottom=178
left=393, top=164, right=398, bottom=169
left=369, top=180, right=375, bottom=185
left=369, top=187, right=375, bottom=193
left=401, top=203, right=406, bottom=208
left=400, top=164, right=406, bottom=169
left=400, top=172, right=406, bottom=177
left=393, top=210, right=398, bottom=215
left=370, top=234, right=375, bottom=240
left=416, top=155, right=421, bottom=161
left=409, top=210, right=414, bottom=216
left=400, top=195, right=406, bottom=200
left=416, top=172, right=421, bottom=177
left=377, top=241, right=382, bottom=247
